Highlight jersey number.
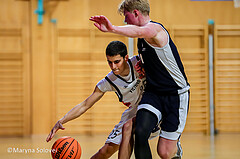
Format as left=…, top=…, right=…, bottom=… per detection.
left=108, top=129, right=120, bottom=139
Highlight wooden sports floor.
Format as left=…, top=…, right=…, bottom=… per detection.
left=0, top=133, right=239, bottom=159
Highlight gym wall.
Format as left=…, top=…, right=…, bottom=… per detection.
left=0, top=0, right=239, bottom=136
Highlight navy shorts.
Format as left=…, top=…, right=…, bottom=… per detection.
left=138, top=90, right=190, bottom=140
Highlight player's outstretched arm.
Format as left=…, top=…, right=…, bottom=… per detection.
left=90, top=15, right=158, bottom=39
left=46, top=86, right=104, bottom=142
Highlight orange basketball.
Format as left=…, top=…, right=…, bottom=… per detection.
left=51, top=136, right=81, bottom=159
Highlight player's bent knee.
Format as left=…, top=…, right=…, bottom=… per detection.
left=157, top=148, right=171, bottom=159
left=157, top=144, right=176, bottom=159
left=122, top=120, right=133, bottom=134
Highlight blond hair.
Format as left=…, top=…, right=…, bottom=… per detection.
left=118, top=0, right=150, bottom=16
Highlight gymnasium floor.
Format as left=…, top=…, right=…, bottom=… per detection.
left=0, top=133, right=239, bottom=159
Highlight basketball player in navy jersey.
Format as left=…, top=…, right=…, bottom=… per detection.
left=90, top=0, right=190, bottom=158
left=46, top=41, right=153, bottom=159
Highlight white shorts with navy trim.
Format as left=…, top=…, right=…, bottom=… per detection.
left=106, top=105, right=160, bottom=145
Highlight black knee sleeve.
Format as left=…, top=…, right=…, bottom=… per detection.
left=134, top=109, right=158, bottom=159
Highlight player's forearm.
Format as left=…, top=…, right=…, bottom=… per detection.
left=58, top=87, right=103, bottom=125
left=111, top=25, right=144, bottom=38
left=59, top=102, right=90, bottom=125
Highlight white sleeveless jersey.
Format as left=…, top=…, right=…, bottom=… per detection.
left=97, top=56, right=158, bottom=145
left=97, top=55, right=146, bottom=109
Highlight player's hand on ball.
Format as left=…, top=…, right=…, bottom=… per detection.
left=46, top=120, right=65, bottom=142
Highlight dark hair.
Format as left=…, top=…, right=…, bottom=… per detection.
left=106, top=41, right=128, bottom=57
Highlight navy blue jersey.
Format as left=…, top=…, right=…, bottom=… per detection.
left=138, top=21, right=189, bottom=95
